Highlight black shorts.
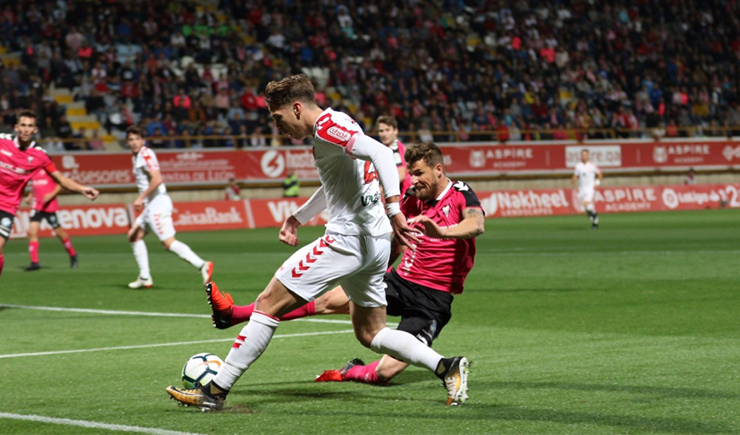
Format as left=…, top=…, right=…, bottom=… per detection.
left=0, top=210, right=14, bottom=240
left=385, top=269, right=454, bottom=348
left=30, top=210, right=61, bottom=228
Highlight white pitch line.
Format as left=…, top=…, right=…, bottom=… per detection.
left=0, top=329, right=354, bottom=359
left=0, top=412, right=205, bottom=435
left=0, top=304, right=353, bottom=325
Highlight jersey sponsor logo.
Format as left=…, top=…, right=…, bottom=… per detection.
left=325, top=125, right=352, bottom=143
left=361, top=192, right=380, bottom=207
left=0, top=161, right=30, bottom=175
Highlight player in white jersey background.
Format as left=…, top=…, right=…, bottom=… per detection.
left=125, top=126, right=213, bottom=289
left=572, top=149, right=603, bottom=229
left=166, top=74, right=470, bottom=410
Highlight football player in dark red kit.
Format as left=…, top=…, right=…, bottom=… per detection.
left=207, top=141, right=485, bottom=385
left=0, top=109, right=98, bottom=278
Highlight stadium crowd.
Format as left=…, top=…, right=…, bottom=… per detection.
left=1, top=0, right=740, bottom=149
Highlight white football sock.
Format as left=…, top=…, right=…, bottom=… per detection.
left=168, top=240, right=205, bottom=269
left=131, top=240, right=150, bottom=279
left=213, top=311, right=280, bottom=390
left=370, top=327, right=443, bottom=373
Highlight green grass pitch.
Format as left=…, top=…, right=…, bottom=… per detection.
left=1, top=209, right=739, bottom=434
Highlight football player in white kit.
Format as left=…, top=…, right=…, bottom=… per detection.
left=572, top=149, right=603, bottom=229
left=166, top=75, right=470, bottom=409
left=125, top=126, right=213, bottom=289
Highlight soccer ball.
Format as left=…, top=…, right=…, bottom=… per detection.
left=182, top=353, right=223, bottom=388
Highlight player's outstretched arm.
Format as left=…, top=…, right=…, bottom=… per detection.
left=48, top=171, right=98, bottom=200
left=292, top=185, right=326, bottom=225
left=280, top=185, right=327, bottom=246
left=410, top=208, right=485, bottom=240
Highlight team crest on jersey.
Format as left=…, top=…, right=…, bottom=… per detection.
left=326, top=126, right=351, bottom=143
left=442, top=205, right=451, bottom=217
left=27, top=156, right=34, bottom=163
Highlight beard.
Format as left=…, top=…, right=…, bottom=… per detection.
left=414, top=178, right=438, bottom=201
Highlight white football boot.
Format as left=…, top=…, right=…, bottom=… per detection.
left=128, top=276, right=153, bottom=289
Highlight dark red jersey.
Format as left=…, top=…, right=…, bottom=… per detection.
left=0, top=134, right=56, bottom=214
left=396, top=180, right=483, bottom=294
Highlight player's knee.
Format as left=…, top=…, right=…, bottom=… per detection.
left=127, top=230, right=139, bottom=243
left=162, top=238, right=176, bottom=250
left=354, top=331, right=375, bottom=348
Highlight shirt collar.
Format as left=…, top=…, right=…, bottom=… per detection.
left=436, top=178, right=453, bottom=201
left=426, top=178, right=453, bottom=206
left=14, top=136, right=36, bottom=149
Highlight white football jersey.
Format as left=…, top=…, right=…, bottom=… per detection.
left=574, top=161, right=600, bottom=191
left=313, top=108, right=391, bottom=236
left=132, top=146, right=167, bottom=204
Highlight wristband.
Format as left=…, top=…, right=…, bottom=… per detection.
left=386, top=201, right=401, bottom=217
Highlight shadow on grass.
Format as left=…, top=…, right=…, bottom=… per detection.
left=246, top=379, right=735, bottom=433
left=278, top=403, right=730, bottom=434
left=490, top=287, right=585, bottom=294
left=490, top=380, right=740, bottom=400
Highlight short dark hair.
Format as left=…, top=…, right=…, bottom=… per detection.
left=405, top=141, right=444, bottom=169
left=16, top=109, right=37, bottom=122
left=376, top=115, right=398, bottom=130
left=126, top=125, right=145, bottom=138
left=264, top=74, right=317, bottom=110
left=581, top=148, right=589, bottom=153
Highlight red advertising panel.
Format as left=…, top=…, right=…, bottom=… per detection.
left=155, top=151, right=246, bottom=184
left=619, top=142, right=740, bottom=168
left=477, top=184, right=740, bottom=217
left=439, top=141, right=740, bottom=174
left=51, top=154, right=133, bottom=185
left=12, top=204, right=131, bottom=238
left=170, top=200, right=251, bottom=232
left=48, top=140, right=740, bottom=187
left=243, top=148, right=319, bottom=181
left=441, top=144, right=566, bottom=174
left=11, top=184, right=739, bottom=238
left=248, top=197, right=328, bottom=228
